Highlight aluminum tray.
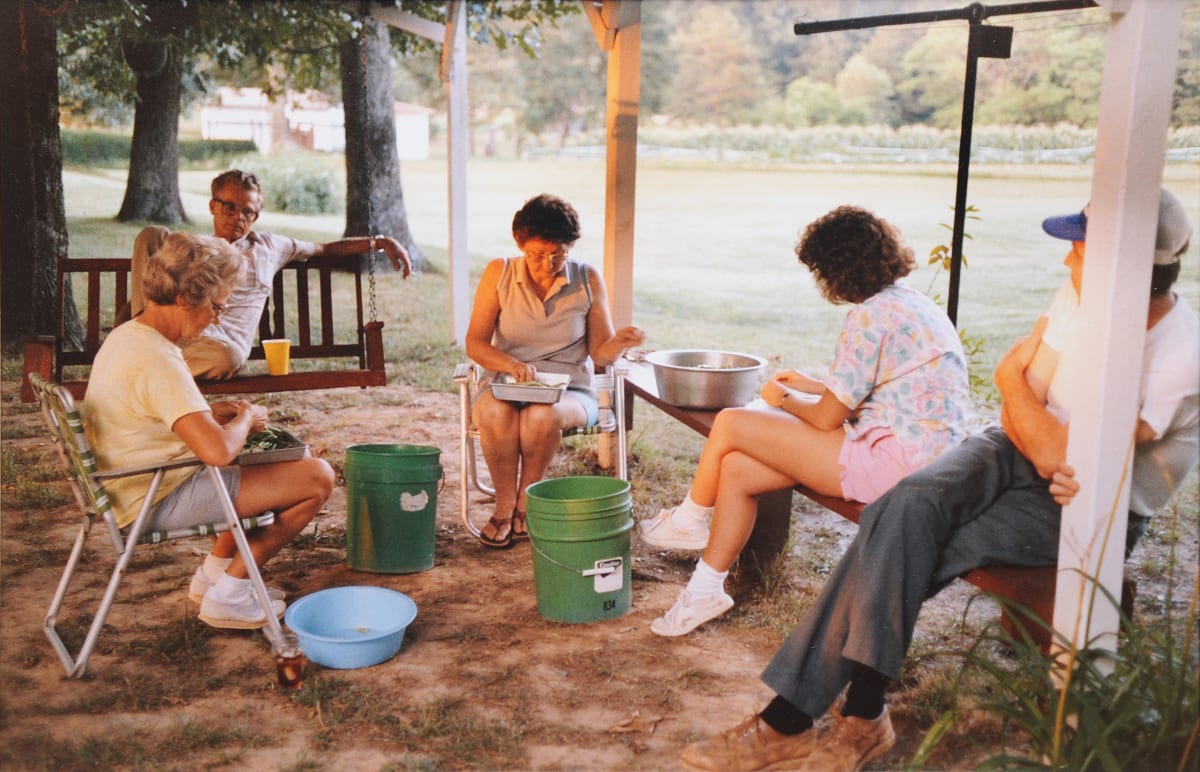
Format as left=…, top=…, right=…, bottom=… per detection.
left=237, top=427, right=308, bottom=465
left=491, top=372, right=570, bottom=404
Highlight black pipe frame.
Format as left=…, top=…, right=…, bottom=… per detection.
left=795, top=0, right=1098, bottom=325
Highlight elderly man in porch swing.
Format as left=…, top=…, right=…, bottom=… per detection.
left=678, top=189, right=1198, bottom=772
left=126, top=169, right=413, bottom=379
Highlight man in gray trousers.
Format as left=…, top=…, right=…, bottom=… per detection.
left=679, top=189, right=1198, bottom=772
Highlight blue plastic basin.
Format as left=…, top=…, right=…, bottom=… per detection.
left=284, top=586, right=418, bottom=669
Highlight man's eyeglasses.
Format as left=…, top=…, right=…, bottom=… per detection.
left=213, top=197, right=260, bottom=220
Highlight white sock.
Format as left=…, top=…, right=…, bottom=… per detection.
left=202, top=554, right=233, bottom=582
left=673, top=492, right=713, bottom=530
left=208, top=571, right=250, bottom=602
left=685, top=557, right=728, bottom=597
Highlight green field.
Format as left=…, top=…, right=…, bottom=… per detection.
left=62, top=158, right=1200, bottom=386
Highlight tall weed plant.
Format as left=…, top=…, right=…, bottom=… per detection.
left=925, top=203, right=998, bottom=408
left=914, top=506, right=1199, bottom=771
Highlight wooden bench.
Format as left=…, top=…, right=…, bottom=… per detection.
left=21, top=254, right=387, bottom=403
left=622, top=361, right=1075, bottom=647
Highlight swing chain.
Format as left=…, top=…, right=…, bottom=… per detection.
left=359, top=0, right=379, bottom=324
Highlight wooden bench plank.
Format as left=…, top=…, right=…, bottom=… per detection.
left=623, top=359, right=1063, bottom=644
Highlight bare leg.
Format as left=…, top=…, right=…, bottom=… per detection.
left=689, top=407, right=846, bottom=507
left=514, top=396, right=587, bottom=513
left=690, top=411, right=847, bottom=571
left=473, top=390, right=523, bottom=539
left=220, top=455, right=335, bottom=578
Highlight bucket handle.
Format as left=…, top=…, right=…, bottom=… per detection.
left=530, top=537, right=619, bottom=577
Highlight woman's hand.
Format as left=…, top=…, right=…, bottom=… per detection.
left=772, top=370, right=824, bottom=394
left=225, top=399, right=269, bottom=434
left=761, top=379, right=790, bottom=407
left=504, top=360, right=537, bottom=383
left=611, top=325, right=646, bottom=350
left=210, top=401, right=240, bottom=425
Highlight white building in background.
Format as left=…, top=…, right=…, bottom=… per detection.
left=199, top=87, right=431, bottom=159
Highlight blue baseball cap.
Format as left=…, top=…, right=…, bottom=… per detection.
left=1041, top=190, right=1192, bottom=264
left=1042, top=204, right=1089, bottom=243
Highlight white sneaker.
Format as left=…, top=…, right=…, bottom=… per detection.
left=638, top=507, right=710, bottom=550
left=198, top=584, right=286, bottom=630
left=188, top=566, right=285, bottom=604
left=651, top=589, right=734, bottom=637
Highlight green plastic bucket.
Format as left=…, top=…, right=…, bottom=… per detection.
left=344, top=444, right=442, bottom=573
left=525, top=476, right=633, bottom=623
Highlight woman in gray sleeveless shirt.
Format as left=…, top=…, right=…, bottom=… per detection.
left=465, top=194, right=646, bottom=548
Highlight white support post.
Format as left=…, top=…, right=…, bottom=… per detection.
left=1053, top=0, right=1184, bottom=660
left=594, top=0, right=641, bottom=329
left=445, top=0, right=471, bottom=346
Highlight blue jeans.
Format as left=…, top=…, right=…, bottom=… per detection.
left=760, top=427, right=1061, bottom=718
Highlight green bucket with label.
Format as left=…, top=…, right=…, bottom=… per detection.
left=525, top=476, right=633, bottom=623
left=344, top=444, right=442, bottom=573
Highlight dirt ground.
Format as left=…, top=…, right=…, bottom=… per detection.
left=2, top=376, right=1195, bottom=771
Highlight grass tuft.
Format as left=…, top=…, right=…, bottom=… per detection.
left=913, top=507, right=1200, bottom=769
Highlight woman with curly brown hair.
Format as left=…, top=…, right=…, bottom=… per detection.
left=639, top=205, right=975, bottom=636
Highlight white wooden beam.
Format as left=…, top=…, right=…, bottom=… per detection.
left=593, top=0, right=641, bottom=328
left=445, top=0, right=470, bottom=345
left=1054, top=0, right=1185, bottom=659
left=367, top=5, right=445, bottom=42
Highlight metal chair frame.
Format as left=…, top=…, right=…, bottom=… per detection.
left=28, top=373, right=284, bottom=677
left=454, top=361, right=629, bottom=540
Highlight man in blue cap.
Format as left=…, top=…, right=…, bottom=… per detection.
left=679, top=189, right=1198, bottom=772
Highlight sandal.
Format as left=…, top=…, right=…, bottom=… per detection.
left=479, top=514, right=514, bottom=549
left=512, top=511, right=529, bottom=541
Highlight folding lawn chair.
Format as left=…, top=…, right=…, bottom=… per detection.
left=27, top=373, right=284, bottom=677
left=453, top=361, right=629, bottom=540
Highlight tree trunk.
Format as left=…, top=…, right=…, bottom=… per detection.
left=1, top=0, right=80, bottom=353
left=341, top=17, right=428, bottom=273
left=115, top=37, right=188, bottom=224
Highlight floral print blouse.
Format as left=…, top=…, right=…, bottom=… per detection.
left=823, top=283, right=975, bottom=466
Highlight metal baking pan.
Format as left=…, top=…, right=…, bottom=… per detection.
left=237, top=427, right=308, bottom=465
left=490, top=372, right=570, bottom=404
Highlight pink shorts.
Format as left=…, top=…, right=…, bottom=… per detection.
left=838, top=426, right=918, bottom=505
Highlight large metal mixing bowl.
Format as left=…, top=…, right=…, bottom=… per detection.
left=644, top=349, right=768, bottom=409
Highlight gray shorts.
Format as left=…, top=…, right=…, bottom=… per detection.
left=565, top=389, right=600, bottom=427
left=479, top=386, right=599, bottom=427
left=150, top=466, right=242, bottom=531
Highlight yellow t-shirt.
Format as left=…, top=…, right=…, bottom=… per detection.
left=81, top=321, right=212, bottom=527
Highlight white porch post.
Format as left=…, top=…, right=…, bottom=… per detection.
left=584, top=0, right=641, bottom=328
left=444, top=0, right=470, bottom=346
left=1053, top=0, right=1185, bottom=658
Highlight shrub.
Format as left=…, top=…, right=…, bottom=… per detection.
left=235, top=157, right=345, bottom=215
left=61, top=130, right=257, bottom=169
left=61, top=131, right=131, bottom=168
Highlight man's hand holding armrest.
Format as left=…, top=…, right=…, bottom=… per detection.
left=1048, top=463, right=1080, bottom=506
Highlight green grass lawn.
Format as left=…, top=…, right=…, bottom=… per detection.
left=62, top=158, right=1199, bottom=390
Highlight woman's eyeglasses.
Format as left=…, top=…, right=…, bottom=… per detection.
left=213, top=197, right=260, bottom=220
left=210, top=301, right=227, bottom=316
left=524, top=248, right=568, bottom=263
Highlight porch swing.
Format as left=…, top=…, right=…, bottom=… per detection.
left=21, top=10, right=393, bottom=402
